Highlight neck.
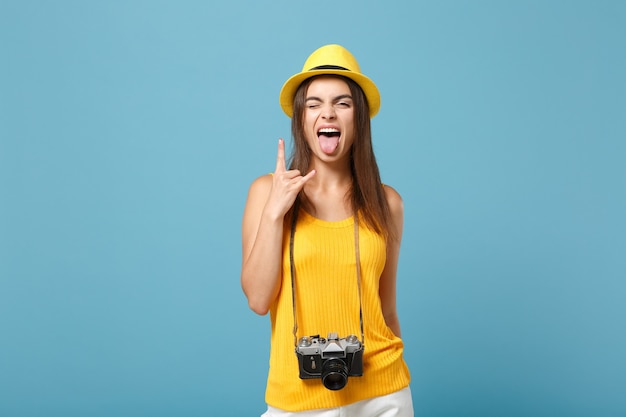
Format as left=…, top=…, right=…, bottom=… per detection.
left=307, top=159, right=352, bottom=189
left=301, top=162, right=354, bottom=220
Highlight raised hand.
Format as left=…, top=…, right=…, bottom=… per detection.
left=265, top=138, right=316, bottom=219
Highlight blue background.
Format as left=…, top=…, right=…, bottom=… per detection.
left=1, top=1, right=625, bottom=416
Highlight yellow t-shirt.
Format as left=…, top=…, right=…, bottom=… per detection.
left=265, top=209, right=411, bottom=411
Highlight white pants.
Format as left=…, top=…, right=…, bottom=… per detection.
left=261, top=386, right=413, bottom=417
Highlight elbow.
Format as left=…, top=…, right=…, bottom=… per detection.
left=247, top=298, right=270, bottom=316
left=241, top=270, right=277, bottom=316
left=241, top=275, right=276, bottom=316
left=242, top=283, right=271, bottom=315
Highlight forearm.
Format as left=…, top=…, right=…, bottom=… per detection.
left=384, top=311, right=402, bottom=338
left=241, top=211, right=285, bottom=315
left=241, top=140, right=316, bottom=315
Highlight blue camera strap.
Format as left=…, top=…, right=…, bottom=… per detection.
left=289, top=199, right=365, bottom=348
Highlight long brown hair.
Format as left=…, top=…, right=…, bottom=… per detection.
left=288, top=75, right=394, bottom=241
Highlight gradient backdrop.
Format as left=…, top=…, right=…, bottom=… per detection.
left=1, top=1, right=625, bottom=416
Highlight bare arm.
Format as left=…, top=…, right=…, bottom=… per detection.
left=378, top=185, right=404, bottom=337
left=241, top=139, right=316, bottom=315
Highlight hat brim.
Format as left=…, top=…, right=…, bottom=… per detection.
left=279, top=69, right=380, bottom=118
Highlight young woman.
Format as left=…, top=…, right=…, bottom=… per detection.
left=241, top=44, right=413, bottom=416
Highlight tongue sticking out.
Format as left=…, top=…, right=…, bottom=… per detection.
left=318, top=134, right=340, bottom=154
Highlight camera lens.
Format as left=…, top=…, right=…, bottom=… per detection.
left=321, top=358, right=348, bottom=390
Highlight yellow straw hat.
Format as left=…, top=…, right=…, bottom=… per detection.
left=279, top=44, right=380, bottom=118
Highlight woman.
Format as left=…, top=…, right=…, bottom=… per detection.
left=241, top=44, right=413, bottom=416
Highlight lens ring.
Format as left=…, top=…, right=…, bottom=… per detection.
left=321, top=359, right=348, bottom=390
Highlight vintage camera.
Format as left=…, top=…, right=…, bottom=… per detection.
left=295, top=332, right=364, bottom=390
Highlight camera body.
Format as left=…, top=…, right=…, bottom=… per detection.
left=295, top=332, right=364, bottom=390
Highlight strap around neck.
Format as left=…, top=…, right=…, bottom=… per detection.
left=289, top=199, right=365, bottom=347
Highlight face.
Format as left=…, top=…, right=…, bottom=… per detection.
left=303, top=76, right=355, bottom=163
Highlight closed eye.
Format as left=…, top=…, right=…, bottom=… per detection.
left=334, top=94, right=353, bottom=108
left=305, top=98, right=322, bottom=109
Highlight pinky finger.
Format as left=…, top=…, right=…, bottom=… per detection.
left=302, top=169, right=316, bottom=182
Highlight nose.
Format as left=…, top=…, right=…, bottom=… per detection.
left=321, top=104, right=336, bottom=120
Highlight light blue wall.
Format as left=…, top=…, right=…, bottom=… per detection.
left=1, top=1, right=624, bottom=416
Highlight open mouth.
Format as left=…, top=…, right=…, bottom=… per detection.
left=317, top=128, right=341, bottom=154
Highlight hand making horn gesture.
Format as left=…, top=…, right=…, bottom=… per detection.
left=266, top=138, right=316, bottom=219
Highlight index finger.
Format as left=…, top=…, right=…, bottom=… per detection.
left=275, top=138, right=287, bottom=173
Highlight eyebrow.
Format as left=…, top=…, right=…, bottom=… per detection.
left=305, top=94, right=353, bottom=102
